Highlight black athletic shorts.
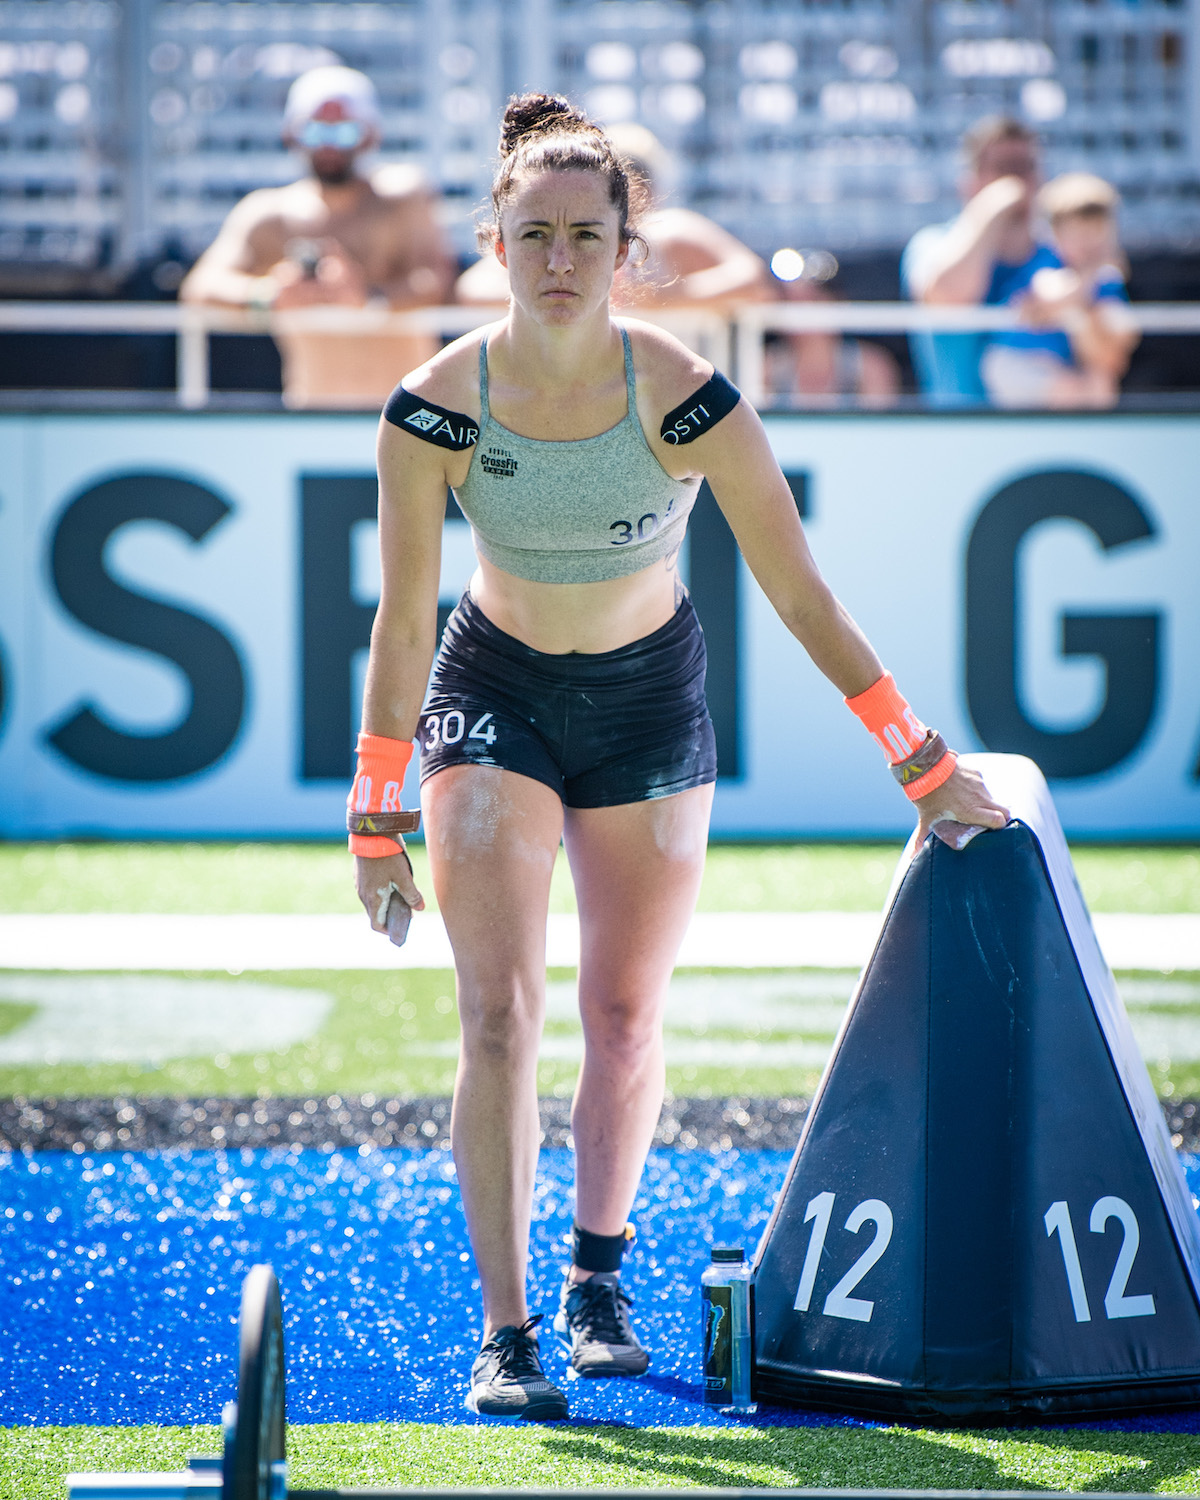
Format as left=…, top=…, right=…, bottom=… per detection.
left=418, top=592, right=717, bottom=808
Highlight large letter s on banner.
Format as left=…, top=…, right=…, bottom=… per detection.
left=47, top=472, right=246, bottom=782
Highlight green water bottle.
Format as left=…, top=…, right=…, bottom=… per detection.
left=701, top=1245, right=756, bottom=1413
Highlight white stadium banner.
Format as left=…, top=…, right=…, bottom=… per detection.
left=0, top=411, right=1196, bottom=839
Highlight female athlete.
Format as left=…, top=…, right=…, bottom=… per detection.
left=348, top=94, right=1009, bottom=1421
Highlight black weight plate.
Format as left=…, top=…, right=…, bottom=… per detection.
left=231, top=1264, right=287, bottom=1500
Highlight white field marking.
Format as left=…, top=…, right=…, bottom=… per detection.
left=414, top=972, right=852, bottom=1070
left=1093, top=915, right=1200, bottom=972
left=407, top=1036, right=840, bottom=1068
left=1124, top=1013, right=1200, bottom=1066
left=0, top=913, right=457, bottom=971
left=544, top=972, right=856, bottom=1032
left=1117, top=978, right=1200, bottom=1006
left=0, top=965, right=1197, bottom=1074
left=411, top=971, right=1200, bottom=1072
left=0, top=975, right=332, bottom=1065
left=0, top=913, right=1196, bottom=976
left=0, top=912, right=883, bottom=971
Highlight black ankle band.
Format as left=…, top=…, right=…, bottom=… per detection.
left=572, top=1221, right=630, bottom=1273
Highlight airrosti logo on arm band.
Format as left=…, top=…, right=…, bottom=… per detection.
left=383, top=386, right=480, bottom=451
left=347, top=731, right=415, bottom=856
left=845, top=671, right=957, bottom=802
left=659, top=371, right=741, bottom=445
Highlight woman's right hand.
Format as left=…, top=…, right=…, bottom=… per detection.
left=355, top=850, right=427, bottom=933
left=913, top=763, right=1011, bottom=852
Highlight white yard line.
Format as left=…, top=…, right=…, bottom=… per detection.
left=0, top=911, right=1197, bottom=973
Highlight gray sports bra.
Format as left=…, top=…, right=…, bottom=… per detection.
left=452, top=328, right=700, bottom=585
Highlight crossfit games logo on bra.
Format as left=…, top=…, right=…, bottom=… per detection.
left=480, top=446, right=518, bottom=478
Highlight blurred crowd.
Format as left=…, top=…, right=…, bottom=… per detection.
left=180, top=66, right=1139, bottom=411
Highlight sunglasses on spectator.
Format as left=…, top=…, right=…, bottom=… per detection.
left=297, top=119, right=367, bottom=150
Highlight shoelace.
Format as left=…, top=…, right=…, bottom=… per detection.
left=487, top=1314, right=547, bottom=1380
left=569, top=1279, right=633, bottom=1344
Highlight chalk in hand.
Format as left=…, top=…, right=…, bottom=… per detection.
left=386, top=888, right=412, bottom=948
left=932, top=818, right=987, bottom=851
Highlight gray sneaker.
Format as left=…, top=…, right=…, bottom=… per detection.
left=553, top=1272, right=650, bottom=1378
left=465, top=1315, right=568, bottom=1420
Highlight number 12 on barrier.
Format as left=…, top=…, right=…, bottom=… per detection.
left=793, top=1191, right=894, bottom=1324
left=1045, top=1197, right=1157, bottom=1322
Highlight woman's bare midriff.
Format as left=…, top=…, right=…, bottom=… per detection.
left=469, top=555, right=681, bottom=655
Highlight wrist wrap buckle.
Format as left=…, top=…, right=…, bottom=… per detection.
left=346, top=809, right=421, bottom=837
left=890, top=731, right=950, bottom=787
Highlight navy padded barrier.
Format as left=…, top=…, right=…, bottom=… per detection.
left=752, top=754, right=1200, bottom=1422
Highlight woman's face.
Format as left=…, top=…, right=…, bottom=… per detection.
left=497, top=169, right=628, bottom=323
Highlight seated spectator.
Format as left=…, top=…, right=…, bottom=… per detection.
left=981, top=173, right=1140, bottom=409
left=180, top=66, right=454, bottom=408
left=901, top=116, right=1046, bottom=407
left=765, top=254, right=900, bottom=408
left=456, top=122, right=770, bottom=313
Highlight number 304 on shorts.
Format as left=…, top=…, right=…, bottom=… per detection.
left=421, top=709, right=499, bottom=751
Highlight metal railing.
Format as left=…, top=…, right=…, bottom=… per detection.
left=1, top=300, right=1198, bottom=409
left=731, top=301, right=1200, bottom=407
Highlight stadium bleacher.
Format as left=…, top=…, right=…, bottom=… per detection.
left=1, top=0, right=1197, bottom=294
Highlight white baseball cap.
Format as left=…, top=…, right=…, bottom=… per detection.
left=284, top=66, right=380, bottom=132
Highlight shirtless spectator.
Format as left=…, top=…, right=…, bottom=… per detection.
left=455, top=122, right=770, bottom=313
left=180, top=66, right=455, bottom=408
left=901, top=116, right=1048, bottom=407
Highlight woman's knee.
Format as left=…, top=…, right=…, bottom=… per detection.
left=457, top=981, right=544, bottom=1063
left=579, top=989, right=664, bottom=1065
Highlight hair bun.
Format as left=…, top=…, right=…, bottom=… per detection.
left=500, top=93, right=588, bottom=155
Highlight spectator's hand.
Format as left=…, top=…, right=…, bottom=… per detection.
left=913, top=763, right=1010, bottom=852
left=272, top=246, right=370, bottom=308
left=269, top=259, right=331, bottom=308
left=354, top=849, right=426, bottom=933
left=315, top=244, right=371, bottom=303
left=1021, top=266, right=1086, bottom=327
left=968, top=174, right=1032, bottom=231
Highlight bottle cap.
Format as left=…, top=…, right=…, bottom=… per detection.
left=711, top=1245, right=745, bottom=1262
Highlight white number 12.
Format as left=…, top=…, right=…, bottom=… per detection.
left=794, top=1190, right=894, bottom=1324
left=1045, top=1196, right=1157, bottom=1323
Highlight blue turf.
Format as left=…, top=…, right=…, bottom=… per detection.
left=3, top=1147, right=1200, bottom=1432
left=0, top=1145, right=807, bottom=1428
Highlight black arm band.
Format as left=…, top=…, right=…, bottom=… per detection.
left=659, top=370, right=741, bottom=445
left=383, top=386, right=479, bottom=450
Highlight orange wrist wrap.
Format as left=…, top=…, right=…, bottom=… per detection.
left=845, top=671, right=957, bottom=802
left=845, top=672, right=928, bottom=763
left=347, top=731, right=414, bottom=857
left=903, top=749, right=958, bottom=801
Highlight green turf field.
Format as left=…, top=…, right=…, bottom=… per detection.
left=2, top=840, right=1199, bottom=1101
left=4, top=840, right=1200, bottom=1492
left=2, top=840, right=1199, bottom=915
left=4, top=963, right=1200, bottom=1102
left=0, top=964, right=862, bottom=1100
left=4, top=1420, right=1200, bottom=1495
left=3, top=843, right=1200, bottom=1108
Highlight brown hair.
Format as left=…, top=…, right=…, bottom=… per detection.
left=962, top=114, right=1038, bottom=172
left=482, top=92, right=649, bottom=254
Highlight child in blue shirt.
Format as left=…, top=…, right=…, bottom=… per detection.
left=981, top=173, right=1139, bottom=408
